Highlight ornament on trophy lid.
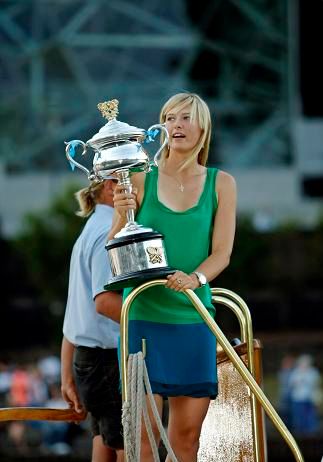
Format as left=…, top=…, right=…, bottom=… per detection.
left=65, top=98, right=174, bottom=290
left=97, top=99, right=119, bottom=121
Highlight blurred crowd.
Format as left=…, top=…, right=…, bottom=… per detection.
left=0, top=355, right=90, bottom=458
left=278, top=353, right=323, bottom=436
left=1, top=351, right=322, bottom=458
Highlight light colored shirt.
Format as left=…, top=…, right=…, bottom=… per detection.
left=289, top=366, right=321, bottom=402
left=63, top=204, right=119, bottom=348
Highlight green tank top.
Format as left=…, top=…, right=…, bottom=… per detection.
left=124, top=165, right=219, bottom=324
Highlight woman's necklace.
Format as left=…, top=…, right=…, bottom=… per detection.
left=159, top=169, right=186, bottom=192
left=166, top=173, right=185, bottom=192
left=161, top=167, right=205, bottom=193
left=173, top=177, right=185, bottom=193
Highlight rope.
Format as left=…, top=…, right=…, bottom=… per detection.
left=122, top=351, right=179, bottom=462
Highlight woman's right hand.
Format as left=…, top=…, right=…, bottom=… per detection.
left=113, top=184, right=137, bottom=219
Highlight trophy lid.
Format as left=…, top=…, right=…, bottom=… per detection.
left=87, top=99, right=146, bottom=148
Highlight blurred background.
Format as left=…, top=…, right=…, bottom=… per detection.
left=0, top=0, right=322, bottom=460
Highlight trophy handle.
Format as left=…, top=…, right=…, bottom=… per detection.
left=65, top=140, right=93, bottom=178
left=146, top=124, right=169, bottom=166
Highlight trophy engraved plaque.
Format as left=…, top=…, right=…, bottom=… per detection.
left=65, top=99, right=174, bottom=290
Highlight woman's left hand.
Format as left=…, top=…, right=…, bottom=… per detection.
left=166, top=270, right=199, bottom=292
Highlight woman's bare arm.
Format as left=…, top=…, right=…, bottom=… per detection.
left=166, top=170, right=236, bottom=291
left=193, top=170, right=237, bottom=281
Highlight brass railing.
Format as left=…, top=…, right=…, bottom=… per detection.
left=120, top=280, right=304, bottom=462
left=212, top=288, right=263, bottom=462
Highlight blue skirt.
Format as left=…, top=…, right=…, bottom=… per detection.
left=128, top=320, right=218, bottom=399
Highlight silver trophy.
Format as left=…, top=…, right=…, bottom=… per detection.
left=65, top=99, right=174, bottom=290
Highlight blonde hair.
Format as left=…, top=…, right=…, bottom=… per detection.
left=75, top=181, right=105, bottom=217
left=159, top=92, right=212, bottom=169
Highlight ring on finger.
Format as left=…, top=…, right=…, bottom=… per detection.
left=177, top=278, right=182, bottom=284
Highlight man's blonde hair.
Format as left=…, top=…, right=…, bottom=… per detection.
left=159, top=92, right=212, bottom=169
left=75, top=181, right=105, bottom=217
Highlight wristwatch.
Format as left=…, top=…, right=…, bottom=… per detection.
left=192, top=271, right=207, bottom=287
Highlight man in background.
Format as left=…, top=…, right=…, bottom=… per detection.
left=61, top=179, right=124, bottom=462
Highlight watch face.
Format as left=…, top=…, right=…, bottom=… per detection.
left=200, top=274, right=207, bottom=285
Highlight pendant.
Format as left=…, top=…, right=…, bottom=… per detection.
left=179, top=184, right=184, bottom=192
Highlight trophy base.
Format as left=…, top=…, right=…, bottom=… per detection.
left=104, top=267, right=175, bottom=291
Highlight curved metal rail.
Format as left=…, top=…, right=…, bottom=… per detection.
left=120, top=279, right=304, bottom=462
left=212, top=288, right=261, bottom=461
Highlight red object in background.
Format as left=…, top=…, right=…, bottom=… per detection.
left=10, top=369, right=30, bottom=407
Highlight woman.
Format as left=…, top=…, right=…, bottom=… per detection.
left=109, top=92, right=236, bottom=461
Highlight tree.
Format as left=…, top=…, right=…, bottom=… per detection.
left=14, top=183, right=84, bottom=309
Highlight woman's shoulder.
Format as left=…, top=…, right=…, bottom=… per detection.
left=132, top=164, right=158, bottom=187
left=131, top=171, right=146, bottom=188
left=213, top=169, right=236, bottom=194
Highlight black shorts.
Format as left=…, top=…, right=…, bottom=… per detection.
left=73, top=346, right=123, bottom=450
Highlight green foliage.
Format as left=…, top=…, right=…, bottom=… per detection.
left=215, top=215, right=271, bottom=295
left=317, top=209, right=323, bottom=229
left=13, top=183, right=84, bottom=305
left=12, top=195, right=323, bottom=311
left=216, top=215, right=323, bottom=297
